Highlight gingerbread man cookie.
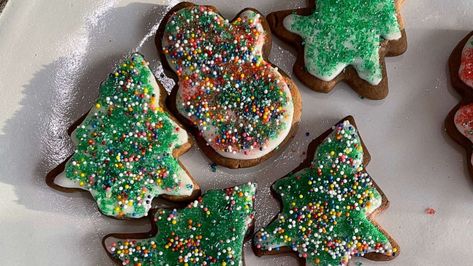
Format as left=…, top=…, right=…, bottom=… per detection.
left=267, top=0, right=407, bottom=99
left=156, top=2, right=302, bottom=169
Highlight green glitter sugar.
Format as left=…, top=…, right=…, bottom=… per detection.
left=64, top=53, right=194, bottom=219
left=285, top=0, right=401, bottom=85
left=254, top=120, right=395, bottom=265
left=108, top=183, right=256, bottom=265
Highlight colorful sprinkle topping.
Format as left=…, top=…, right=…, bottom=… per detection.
left=284, top=0, right=401, bottom=85
left=108, top=183, right=256, bottom=265
left=162, top=5, right=294, bottom=160
left=459, top=36, right=473, bottom=88
left=254, top=120, right=396, bottom=265
left=64, top=53, right=195, bottom=218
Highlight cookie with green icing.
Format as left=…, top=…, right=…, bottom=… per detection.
left=267, top=0, right=407, bottom=100
left=253, top=116, right=399, bottom=265
left=103, top=183, right=256, bottom=265
left=156, top=2, right=302, bottom=169
left=46, top=53, right=200, bottom=219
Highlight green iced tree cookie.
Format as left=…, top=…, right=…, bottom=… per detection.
left=105, top=183, right=256, bottom=265
left=60, top=53, right=196, bottom=218
left=254, top=119, right=398, bottom=265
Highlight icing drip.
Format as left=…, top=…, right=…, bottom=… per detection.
left=162, top=5, right=295, bottom=160
left=284, top=0, right=401, bottom=85
left=60, top=53, right=195, bottom=218
left=108, top=183, right=256, bottom=265
left=254, top=120, right=396, bottom=265
left=459, top=36, right=473, bottom=88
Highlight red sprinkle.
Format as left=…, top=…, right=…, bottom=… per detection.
left=425, top=208, right=436, bottom=215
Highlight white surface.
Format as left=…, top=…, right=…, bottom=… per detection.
left=0, top=0, right=472, bottom=265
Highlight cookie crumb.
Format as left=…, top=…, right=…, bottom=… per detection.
left=425, top=208, right=436, bottom=215
left=305, top=132, right=310, bottom=137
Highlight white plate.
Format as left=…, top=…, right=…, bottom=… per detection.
left=0, top=0, right=472, bottom=265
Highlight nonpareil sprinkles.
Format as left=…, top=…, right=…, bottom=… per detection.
left=64, top=53, right=195, bottom=218
left=162, top=5, right=295, bottom=160
left=108, top=183, right=256, bottom=265
left=254, top=120, right=397, bottom=265
left=284, top=0, right=401, bottom=85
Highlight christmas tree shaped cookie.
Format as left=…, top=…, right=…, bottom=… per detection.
left=446, top=31, right=473, bottom=181
left=267, top=0, right=407, bottom=99
left=253, top=117, right=399, bottom=265
left=46, top=53, right=200, bottom=219
left=156, top=2, right=302, bottom=169
left=103, top=183, right=256, bottom=265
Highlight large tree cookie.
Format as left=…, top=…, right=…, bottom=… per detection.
left=156, top=2, right=302, bottom=169
left=267, top=0, right=407, bottom=99
left=253, top=116, right=399, bottom=265
left=446, top=31, right=473, bottom=181
left=46, top=53, right=200, bottom=219
left=103, top=183, right=256, bottom=265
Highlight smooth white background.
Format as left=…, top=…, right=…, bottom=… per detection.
left=0, top=0, right=472, bottom=265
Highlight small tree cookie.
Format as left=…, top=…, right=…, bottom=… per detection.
left=103, top=183, right=256, bottom=265
left=253, top=117, right=399, bottom=265
left=46, top=53, right=200, bottom=219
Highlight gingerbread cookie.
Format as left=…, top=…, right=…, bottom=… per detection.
left=267, top=0, right=407, bottom=100
left=46, top=53, right=200, bottom=219
left=156, top=2, right=302, bottom=169
left=446, top=31, right=473, bottom=181
left=253, top=116, right=399, bottom=265
left=103, top=183, right=256, bottom=265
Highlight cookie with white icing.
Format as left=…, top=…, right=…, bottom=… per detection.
left=46, top=53, right=200, bottom=219
left=253, top=116, right=399, bottom=265
left=156, top=2, right=302, bottom=169
left=446, top=32, right=473, bottom=181
left=267, top=0, right=407, bottom=100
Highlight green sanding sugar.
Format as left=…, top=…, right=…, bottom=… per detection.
left=285, top=0, right=401, bottom=85
left=65, top=53, right=194, bottom=219
left=254, top=120, right=397, bottom=265
left=109, top=183, right=256, bottom=265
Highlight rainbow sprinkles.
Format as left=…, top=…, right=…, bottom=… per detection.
left=52, top=53, right=198, bottom=219
left=160, top=4, right=297, bottom=163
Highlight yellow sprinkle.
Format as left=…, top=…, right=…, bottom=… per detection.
left=95, top=103, right=101, bottom=109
